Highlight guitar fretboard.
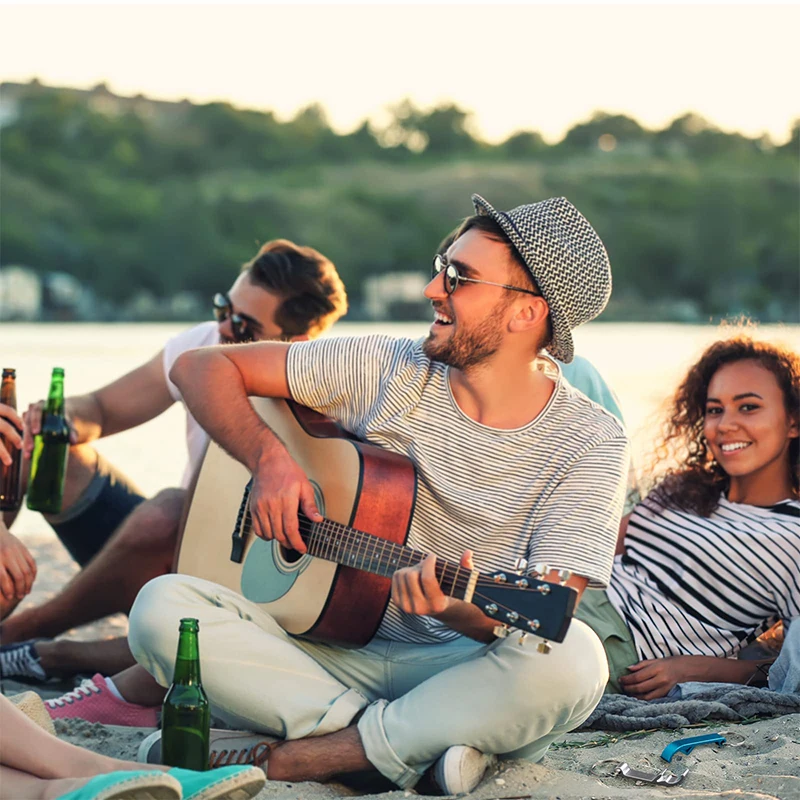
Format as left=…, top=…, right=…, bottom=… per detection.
left=245, top=513, right=476, bottom=601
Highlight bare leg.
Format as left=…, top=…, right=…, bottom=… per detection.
left=0, top=766, right=81, bottom=800
left=1, top=488, right=185, bottom=643
left=0, top=593, right=23, bottom=622
left=267, top=726, right=371, bottom=782
left=0, top=766, right=116, bottom=800
left=36, top=637, right=136, bottom=678
left=0, top=693, right=167, bottom=777
left=45, top=444, right=99, bottom=516
left=112, top=662, right=168, bottom=707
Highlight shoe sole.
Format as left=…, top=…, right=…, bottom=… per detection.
left=433, top=748, right=496, bottom=795
left=93, top=776, right=179, bottom=800
left=138, top=728, right=278, bottom=769
left=189, top=770, right=266, bottom=800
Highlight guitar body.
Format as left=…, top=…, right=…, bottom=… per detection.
left=177, top=398, right=417, bottom=647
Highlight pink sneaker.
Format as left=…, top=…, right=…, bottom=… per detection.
left=45, top=673, right=159, bottom=727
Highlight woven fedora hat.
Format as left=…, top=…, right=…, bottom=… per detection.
left=471, top=194, right=611, bottom=363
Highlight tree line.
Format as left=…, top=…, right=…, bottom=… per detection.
left=1, top=83, right=797, bottom=321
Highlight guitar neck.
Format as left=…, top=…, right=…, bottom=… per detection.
left=301, top=516, right=476, bottom=601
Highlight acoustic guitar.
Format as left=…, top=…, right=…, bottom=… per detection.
left=176, top=398, right=577, bottom=648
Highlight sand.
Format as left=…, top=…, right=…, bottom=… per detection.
left=4, top=535, right=800, bottom=800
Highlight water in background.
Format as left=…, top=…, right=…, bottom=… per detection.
left=5, top=320, right=799, bottom=541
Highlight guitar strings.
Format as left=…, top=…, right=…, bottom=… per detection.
left=241, top=516, right=475, bottom=594
left=241, top=524, right=544, bottom=630
left=241, top=515, right=557, bottom=592
left=239, top=515, right=565, bottom=630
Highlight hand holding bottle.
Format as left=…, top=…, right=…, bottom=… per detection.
left=0, top=402, right=23, bottom=468
left=22, top=399, right=78, bottom=459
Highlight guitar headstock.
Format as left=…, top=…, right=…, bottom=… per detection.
left=471, top=569, right=577, bottom=643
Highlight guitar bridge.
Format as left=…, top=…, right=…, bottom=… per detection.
left=230, top=479, right=252, bottom=563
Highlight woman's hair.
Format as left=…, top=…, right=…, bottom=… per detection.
left=647, top=332, right=800, bottom=517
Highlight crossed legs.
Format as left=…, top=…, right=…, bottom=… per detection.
left=129, top=574, right=608, bottom=788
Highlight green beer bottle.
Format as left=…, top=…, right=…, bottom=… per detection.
left=162, top=618, right=210, bottom=770
left=27, top=368, right=70, bottom=514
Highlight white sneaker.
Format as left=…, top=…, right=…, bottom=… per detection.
left=138, top=728, right=280, bottom=769
left=432, top=745, right=496, bottom=795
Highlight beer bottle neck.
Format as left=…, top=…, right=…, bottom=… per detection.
left=172, top=631, right=202, bottom=685
left=46, top=377, right=65, bottom=416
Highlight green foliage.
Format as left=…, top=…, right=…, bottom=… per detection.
left=0, top=82, right=797, bottom=321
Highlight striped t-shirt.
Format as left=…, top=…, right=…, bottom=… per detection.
left=287, top=335, right=629, bottom=644
left=607, top=494, right=800, bottom=660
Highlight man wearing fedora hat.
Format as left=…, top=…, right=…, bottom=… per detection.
left=127, top=194, right=629, bottom=793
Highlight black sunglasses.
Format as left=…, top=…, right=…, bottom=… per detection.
left=431, top=255, right=540, bottom=297
left=213, top=293, right=255, bottom=343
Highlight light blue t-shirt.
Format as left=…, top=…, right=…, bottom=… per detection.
left=555, top=356, right=624, bottom=423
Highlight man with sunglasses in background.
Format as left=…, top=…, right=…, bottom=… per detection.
left=0, top=239, right=347, bottom=684
left=126, top=195, right=629, bottom=794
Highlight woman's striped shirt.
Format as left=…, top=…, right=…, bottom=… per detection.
left=287, top=335, right=629, bottom=644
left=607, top=494, right=800, bottom=660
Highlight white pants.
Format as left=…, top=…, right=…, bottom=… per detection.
left=128, top=574, right=607, bottom=788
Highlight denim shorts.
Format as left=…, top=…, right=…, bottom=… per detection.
left=47, top=452, right=146, bottom=566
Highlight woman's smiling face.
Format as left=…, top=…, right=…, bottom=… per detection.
left=704, top=359, right=799, bottom=490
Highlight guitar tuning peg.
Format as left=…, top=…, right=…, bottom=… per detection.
left=513, top=557, right=528, bottom=575
left=531, top=562, right=550, bottom=579
left=557, top=569, right=572, bottom=586
left=518, top=633, right=528, bottom=646
left=493, top=624, right=510, bottom=639
left=537, top=640, right=552, bottom=655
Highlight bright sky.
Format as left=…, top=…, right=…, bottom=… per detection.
left=1, top=3, right=798, bottom=144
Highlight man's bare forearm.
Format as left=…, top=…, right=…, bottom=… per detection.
left=64, top=394, right=105, bottom=443
left=169, top=347, right=285, bottom=473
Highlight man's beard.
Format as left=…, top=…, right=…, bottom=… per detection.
left=423, top=298, right=509, bottom=371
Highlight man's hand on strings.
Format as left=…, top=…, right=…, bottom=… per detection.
left=250, top=447, right=323, bottom=554
left=392, top=550, right=474, bottom=618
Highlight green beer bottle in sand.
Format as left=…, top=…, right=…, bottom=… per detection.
left=27, top=367, right=70, bottom=514
left=162, top=618, right=210, bottom=770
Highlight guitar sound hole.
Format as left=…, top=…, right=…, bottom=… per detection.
left=279, top=545, right=304, bottom=564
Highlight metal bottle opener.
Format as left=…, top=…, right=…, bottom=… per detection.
left=591, top=759, right=689, bottom=786
left=619, top=762, right=689, bottom=785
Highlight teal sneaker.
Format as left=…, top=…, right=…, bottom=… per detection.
left=168, top=765, right=266, bottom=800
left=56, top=770, right=180, bottom=800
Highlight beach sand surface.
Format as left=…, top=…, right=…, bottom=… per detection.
left=3, top=534, right=800, bottom=800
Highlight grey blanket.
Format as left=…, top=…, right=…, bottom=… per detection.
left=582, top=685, right=800, bottom=731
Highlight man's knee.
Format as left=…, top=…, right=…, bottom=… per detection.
left=56, top=444, right=99, bottom=513
left=149, top=488, right=187, bottom=520
left=128, top=574, right=185, bottom=663
left=498, top=622, right=607, bottom=721
left=116, top=488, right=186, bottom=551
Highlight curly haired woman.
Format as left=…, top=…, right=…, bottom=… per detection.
left=576, top=333, right=800, bottom=699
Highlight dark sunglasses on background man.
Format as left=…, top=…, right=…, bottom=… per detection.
left=431, top=254, right=540, bottom=297
left=212, top=292, right=258, bottom=343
